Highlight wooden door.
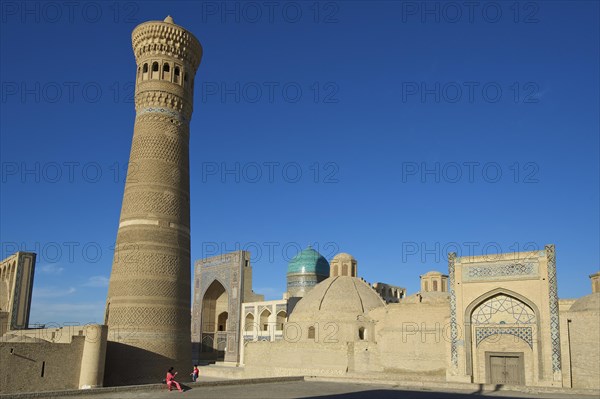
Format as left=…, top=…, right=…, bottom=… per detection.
left=489, top=355, right=523, bottom=385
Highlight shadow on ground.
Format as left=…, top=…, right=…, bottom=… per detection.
left=295, top=385, right=541, bottom=399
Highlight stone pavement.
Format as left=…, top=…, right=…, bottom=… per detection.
left=22, top=380, right=599, bottom=399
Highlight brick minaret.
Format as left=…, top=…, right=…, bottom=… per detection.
left=104, top=16, right=202, bottom=385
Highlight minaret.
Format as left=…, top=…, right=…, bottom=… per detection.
left=104, top=16, right=202, bottom=385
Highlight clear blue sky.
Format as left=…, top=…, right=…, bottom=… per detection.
left=1, top=1, right=598, bottom=325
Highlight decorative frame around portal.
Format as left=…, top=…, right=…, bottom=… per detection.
left=463, top=288, right=542, bottom=378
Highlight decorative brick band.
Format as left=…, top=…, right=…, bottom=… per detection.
left=546, top=244, right=561, bottom=373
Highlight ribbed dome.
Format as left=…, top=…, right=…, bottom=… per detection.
left=422, top=270, right=444, bottom=276
left=289, top=276, right=385, bottom=322
left=332, top=253, right=355, bottom=261
left=287, top=246, right=329, bottom=276
left=569, top=292, right=600, bottom=313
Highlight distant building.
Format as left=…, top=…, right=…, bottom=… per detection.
left=372, top=282, right=406, bottom=303
left=420, top=270, right=449, bottom=293
left=330, top=253, right=357, bottom=277
left=0, top=252, right=107, bottom=393
left=0, top=252, right=36, bottom=335
left=241, top=299, right=287, bottom=343
left=191, top=250, right=263, bottom=364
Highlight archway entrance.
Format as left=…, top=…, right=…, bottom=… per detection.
left=467, top=292, right=537, bottom=385
left=200, top=280, right=229, bottom=361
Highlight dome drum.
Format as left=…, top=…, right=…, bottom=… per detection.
left=287, top=247, right=330, bottom=298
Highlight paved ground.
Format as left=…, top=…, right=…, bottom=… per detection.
left=61, top=380, right=597, bottom=399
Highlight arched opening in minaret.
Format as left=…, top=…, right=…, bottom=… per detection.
left=151, top=62, right=159, bottom=79
left=200, top=280, right=229, bottom=361
left=162, top=63, right=171, bottom=80
left=174, top=66, right=180, bottom=84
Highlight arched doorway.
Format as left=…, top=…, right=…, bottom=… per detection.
left=244, top=313, right=255, bottom=334
left=466, top=291, right=538, bottom=385
left=200, top=280, right=229, bottom=361
left=217, top=311, right=228, bottom=331
left=260, top=309, right=271, bottom=332
left=276, top=311, right=287, bottom=331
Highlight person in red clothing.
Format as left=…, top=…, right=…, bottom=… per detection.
left=166, top=367, right=183, bottom=392
left=190, top=365, right=199, bottom=382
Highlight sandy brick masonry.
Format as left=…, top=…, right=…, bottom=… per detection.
left=103, top=15, right=202, bottom=386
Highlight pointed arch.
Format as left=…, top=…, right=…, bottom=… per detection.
left=244, top=312, right=255, bottom=333
left=201, top=279, right=228, bottom=334
left=217, top=311, right=228, bottom=331
left=200, top=277, right=228, bottom=300
left=463, top=288, right=542, bottom=378
left=276, top=310, right=287, bottom=331
left=259, top=308, right=271, bottom=331
left=465, top=288, right=541, bottom=322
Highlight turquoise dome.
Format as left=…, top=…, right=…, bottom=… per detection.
left=287, top=246, right=330, bottom=276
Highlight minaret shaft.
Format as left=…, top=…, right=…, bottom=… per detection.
left=104, top=16, right=202, bottom=386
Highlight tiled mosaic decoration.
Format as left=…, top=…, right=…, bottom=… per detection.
left=471, top=294, right=536, bottom=325
left=475, top=326, right=533, bottom=348
left=546, top=244, right=561, bottom=373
